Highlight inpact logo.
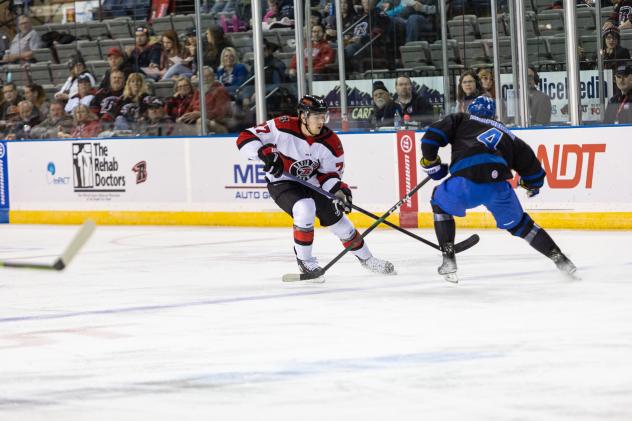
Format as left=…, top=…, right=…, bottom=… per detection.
left=400, top=134, right=413, bottom=153
left=537, top=144, right=606, bottom=188
left=46, top=161, right=70, bottom=185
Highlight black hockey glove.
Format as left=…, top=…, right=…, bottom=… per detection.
left=420, top=156, right=448, bottom=180
left=331, top=181, right=353, bottom=214
left=519, top=178, right=541, bottom=198
left=257, top=144, right=284, bottom=178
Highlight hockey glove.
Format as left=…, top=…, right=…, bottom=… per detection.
left=420, top=156, right=448, bottom=181
left=257, top=144, right=284, bottom=178
left=519, top=178, right=541, bottom=198
left=331, top=181, right=353, bottom=214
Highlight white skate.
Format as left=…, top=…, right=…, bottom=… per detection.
left=360, top=256, right=396, bottom=275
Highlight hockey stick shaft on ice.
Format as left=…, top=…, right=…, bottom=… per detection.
left=0, top=220, right=96, bottom=270
left=284, top=176, right=432, bottom=281
left=282, top=172, right=479, bottom=254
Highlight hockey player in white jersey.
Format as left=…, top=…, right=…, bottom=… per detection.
left=236, top=95, right=395, bottom=278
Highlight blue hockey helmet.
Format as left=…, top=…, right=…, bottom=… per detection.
left=467, top=95, right=496, bottom=119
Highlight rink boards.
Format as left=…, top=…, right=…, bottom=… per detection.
left=1, top=124, right=631, bottom=229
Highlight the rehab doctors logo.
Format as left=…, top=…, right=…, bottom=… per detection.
left=290, top=159, right=319, bottom=180
left=72, top=142, right=126, bottom=193
left=46, top=161, right=70, bottom=185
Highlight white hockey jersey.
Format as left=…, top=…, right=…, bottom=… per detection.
left=236, top=116, right=345, bottom=192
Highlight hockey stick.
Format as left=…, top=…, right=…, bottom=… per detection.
left=282, top=172, right=479, bottom=254
left=0, top=220, right=96, bottom=271
left=283, top=176, right=432, bottom=282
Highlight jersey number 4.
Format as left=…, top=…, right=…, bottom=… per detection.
left=476, top=128, right=502, bottom=150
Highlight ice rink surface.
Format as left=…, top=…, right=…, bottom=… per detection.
left=1, top=224, right=631, bottom=420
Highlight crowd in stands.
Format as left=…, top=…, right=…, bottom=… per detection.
left=0, top=0, right=631, bottom=141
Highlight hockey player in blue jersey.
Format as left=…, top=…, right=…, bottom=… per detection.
left=419, top=96, right=577, bottom=283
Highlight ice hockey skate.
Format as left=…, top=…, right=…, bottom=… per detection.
left=438, top=242, right=458, bottom=283
left=359, top=256, right=396, bottom=275
left=291, top=257, right=325, bottom=283
left=549, top=249, right=579, bottom=280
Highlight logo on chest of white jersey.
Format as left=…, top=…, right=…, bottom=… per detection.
left=290, top=159, right=320, bottom=180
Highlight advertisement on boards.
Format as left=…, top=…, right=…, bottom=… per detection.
left=501, top=70, right=614, bottom=123
left=8, top=139, right=187, bottom=210
left=0, top=141, right=9, bottom=222
left=396, top=130, right=419, bottom=227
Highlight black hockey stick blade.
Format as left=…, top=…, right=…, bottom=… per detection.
left=454, top=234, right=480, bottom=254
left=0, top=220, right=96, bottom=271
left=282, top=272, right=326, bottom=283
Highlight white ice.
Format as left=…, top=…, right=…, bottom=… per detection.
left=1, top=224, right=631, bottom=420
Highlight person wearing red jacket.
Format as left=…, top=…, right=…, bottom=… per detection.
left=179, top=66, right=232, bottom=133
left=289, top=25, right=335, bottom=79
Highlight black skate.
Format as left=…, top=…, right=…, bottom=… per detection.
left=359, top=256, right=396, bottom=275
left=548, top=249, right=579, bottom=280
left=296, top=257, right=326, bottom=283
left=438, top=242, right=458, bottom=283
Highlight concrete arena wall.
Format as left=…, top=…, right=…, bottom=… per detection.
left=2, top=124, right=631, bottom=229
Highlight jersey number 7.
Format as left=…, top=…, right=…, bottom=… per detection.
left=476, top=128, right=502, bottom=150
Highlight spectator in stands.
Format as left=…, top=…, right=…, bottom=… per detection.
left=139, top=97, right=174, bottom=136
left=55, top=55, right=96, bottom=102
left=382, top=75, right=433, bottom=125
left=92, top=69, right=126, bottom=120
left=23, top=83, right=49, bottom=119
left=182, top=30, right=199, bottom=76
left=598, top=27, right=630, bottom=70
left=454, top=71, right=482, bottom=113
left=111, top=72, right=150, bottom=131
left=344, top=0, right=392, bottom=73
left=166, top=76, right=195, bottom=120
left=603, top=0, right=632, bottom=31
left=0, top=15, right=42, bottom=64
left=0, top=106, right=19, bottom=139
left=99, top=47, right=132, bottom=90
left=528, top=66, right=552, bottom=126
left=263, top=0, right=281, bottom=26
left=58, top=104, right=102, bottom=139
left=179, top=66, right=231, bottom=133
left=324, top=0, right=359, bottom=44
left=30, top=100, right=73, bottom=139
left=126, top=25, right=162, bottom=78
left=65, top=74, right=96, bottom=114
left=477, top=68, right=496, bottom=99
left=605, top=64, right=632, bottom=124
left=378, top=0, right=436, bottom=44
left=5, top=100, right=41, bottom=139
left=0, top=82, right=23, bottom=121
left=370, top=80, right=393, bottom=127
left=310, top=10, right=323, bottom=28
left=203, top=26, right=233, bottom=71
left=158, top=30, right=194, bottom=80
left=289, top=25, right=335, bottom=80
left=216, top=47, right=248, bottom=96
left=263, top=39, right=286, bottom=85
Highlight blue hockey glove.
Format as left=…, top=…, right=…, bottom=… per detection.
left=331, top=181, right=353, bottom=214
left=257, top=144, right=284, bottom=178
left=519, top=178, right=540, bottom=198
left=420, top=156, right=448, bottom=180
